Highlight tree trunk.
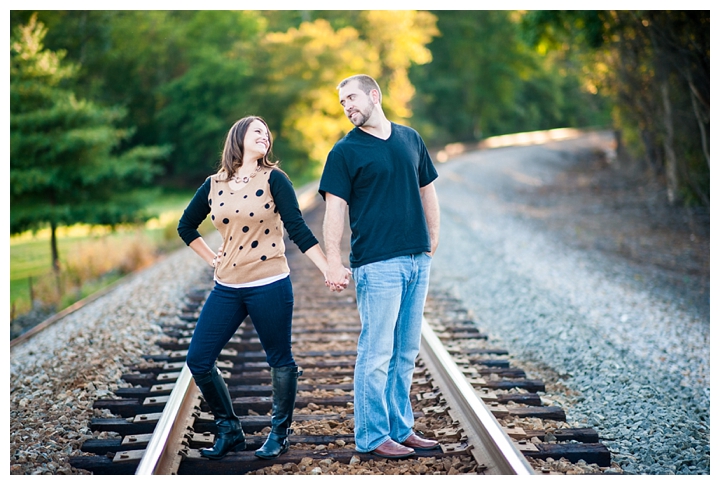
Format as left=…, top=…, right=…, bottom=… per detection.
left=50, top=219, right=62, bottom=297
left=688, top=79, right=710, bottom=170
left=660, top=81, right=679, bottom=205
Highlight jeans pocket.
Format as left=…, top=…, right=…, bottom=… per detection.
left=352, top=265, right=365, bottom=287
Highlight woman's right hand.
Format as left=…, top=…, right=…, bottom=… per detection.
left=212, top=245, right=223, bottom=268
left=325, top=263, right=351, bottom=292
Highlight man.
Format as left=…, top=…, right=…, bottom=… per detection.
left=319, top=74, right=441, bottom=459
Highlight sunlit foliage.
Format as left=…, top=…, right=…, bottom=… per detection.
left=10, top=14, right=169, bottom=270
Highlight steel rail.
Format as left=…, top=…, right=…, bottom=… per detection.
left=135, top=364, right=200, bottom=475
left=419, top=316, right=535, bottom=475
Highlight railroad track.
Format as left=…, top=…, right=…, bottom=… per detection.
left=64, top=197, right=611, bottom=475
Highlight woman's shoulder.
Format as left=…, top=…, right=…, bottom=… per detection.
left=210, top=171, right=229, bottom=182
left=270, top=166, right=288, bottom=176
left=269, top=167, right=291, bottom=183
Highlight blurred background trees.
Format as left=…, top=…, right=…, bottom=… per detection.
left=10, top=14, right=170, bottom=281
left=521, top=10, right=709, bottom=206
left=10, top=9, right=709, bottom=213
left=408, top=11, right=606, bottom=144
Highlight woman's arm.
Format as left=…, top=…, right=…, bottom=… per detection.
left=270, top=170, right=348, bottom=288
left=189, top=237, right=221, bottom=268
left=177, top=178, right=212, bottom=246
left=269, top=170, right=318, bottom=252
left=178, top=177, right=222, bottom=268
left=302, top=243, right=328, bottom=277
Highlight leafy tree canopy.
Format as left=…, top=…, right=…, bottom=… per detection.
left=10, top=15, right=170, bottom=266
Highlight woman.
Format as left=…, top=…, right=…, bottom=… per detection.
left=177, top=116, right=347, bottom=460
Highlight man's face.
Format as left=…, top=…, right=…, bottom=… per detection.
left=339, top=81, right=375, bottom=127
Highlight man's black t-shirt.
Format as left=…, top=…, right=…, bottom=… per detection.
left=319, top=122, right=438, bottom=268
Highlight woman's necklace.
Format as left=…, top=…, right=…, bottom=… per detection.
left=232, top=164, right=262, bottom=184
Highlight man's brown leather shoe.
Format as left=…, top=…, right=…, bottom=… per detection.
left=370, top=439, right=416, bottom=459
left=402, top=432, right=440, bottom=450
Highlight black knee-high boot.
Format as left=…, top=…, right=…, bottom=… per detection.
left=193, top=366, right=246, bottom=459
left=255, top=366, right=301, bottom=459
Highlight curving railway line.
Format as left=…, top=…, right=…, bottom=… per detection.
left=13, top=183, right=613, bottom=476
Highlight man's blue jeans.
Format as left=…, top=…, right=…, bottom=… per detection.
left=351, top=253, right=432, bottom=452
left=186, top=276, right=296, bottom=376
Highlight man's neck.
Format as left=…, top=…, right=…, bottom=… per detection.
left=358, top=118, right=392, bottom=140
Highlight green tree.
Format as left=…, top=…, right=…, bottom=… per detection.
left=10, top=15, right=170, bottom=276
left=154, top=11, right=266, bottom=183
left=522, top=10, right=709, bottom=206
left=409, top=10, right=610, bottom=146
left=410, top=11, right=535, bottom=143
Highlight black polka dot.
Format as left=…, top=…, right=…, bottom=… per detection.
left=222, top=218, right=229, bottom=224
left=239, top=246, right=243, bottom=250
left=229, top=236, right=233, bottom=241
left=244, top=195, right=248, bottom=199
left=256, top=189, right=264, bottom=197
left=260, top=220, right=264, bottom=223
left=274, top=208, right=278, bottom=213
left=264, top=203, right=270, bottom=209
left=219, top=190, right=224, bottom=196
left=209, top=199, right=212, bottom=206
left=272, top=243, right=276, bottom=247
left=233, top=263, right=236, bottom=267
left=251, top=241, right=259, bottom=248
left=223, top=252, right=226, bottom=256
left=220, top=202, right=224, bottom=206
left=260, top=256, right=267, bottom=261
left=242, top=226, right=249, bottom=233
left=236, top=210, right=239, bottom=213
left=264, top=229, right=270, bottom=235
left=249, top=212, right=254, bottom=217
left=211, top=215, right=215, bottom=220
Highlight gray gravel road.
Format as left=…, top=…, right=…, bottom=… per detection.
left=428, top=130, right=710, bottom=475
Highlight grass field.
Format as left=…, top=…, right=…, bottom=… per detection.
left=9, top=189, right=216, bottom=318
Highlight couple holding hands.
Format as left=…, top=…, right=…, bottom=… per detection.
left=177, top=74, right=440, bottom=461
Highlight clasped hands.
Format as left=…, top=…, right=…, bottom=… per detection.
left=325, top=265, right=352, bottom=293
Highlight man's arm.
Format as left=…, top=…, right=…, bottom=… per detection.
left=323, top=193, right=350, bottom=291
left=420, top=182, right=440, bottom=256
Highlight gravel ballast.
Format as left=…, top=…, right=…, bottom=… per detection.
left=428, top=131, right=710, bottom=475
left=10, top=243, right=215, bottom=475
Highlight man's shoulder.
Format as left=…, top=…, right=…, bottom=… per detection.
left=391, top=122, right=421, bottom=139
left=328, top=129, right=363, bottom=161
left=332, top=128, right=361, bottom=148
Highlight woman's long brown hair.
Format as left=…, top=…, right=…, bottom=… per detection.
left=218, top=116, right=278, bottom=181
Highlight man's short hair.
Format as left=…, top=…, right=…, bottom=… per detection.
left=337, top=74, right=382, bottom=102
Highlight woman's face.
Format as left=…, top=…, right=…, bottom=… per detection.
left=243, top=119, right=270, bottom=159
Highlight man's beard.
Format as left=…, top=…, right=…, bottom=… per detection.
left=348, top=102, right=374, bottom=127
